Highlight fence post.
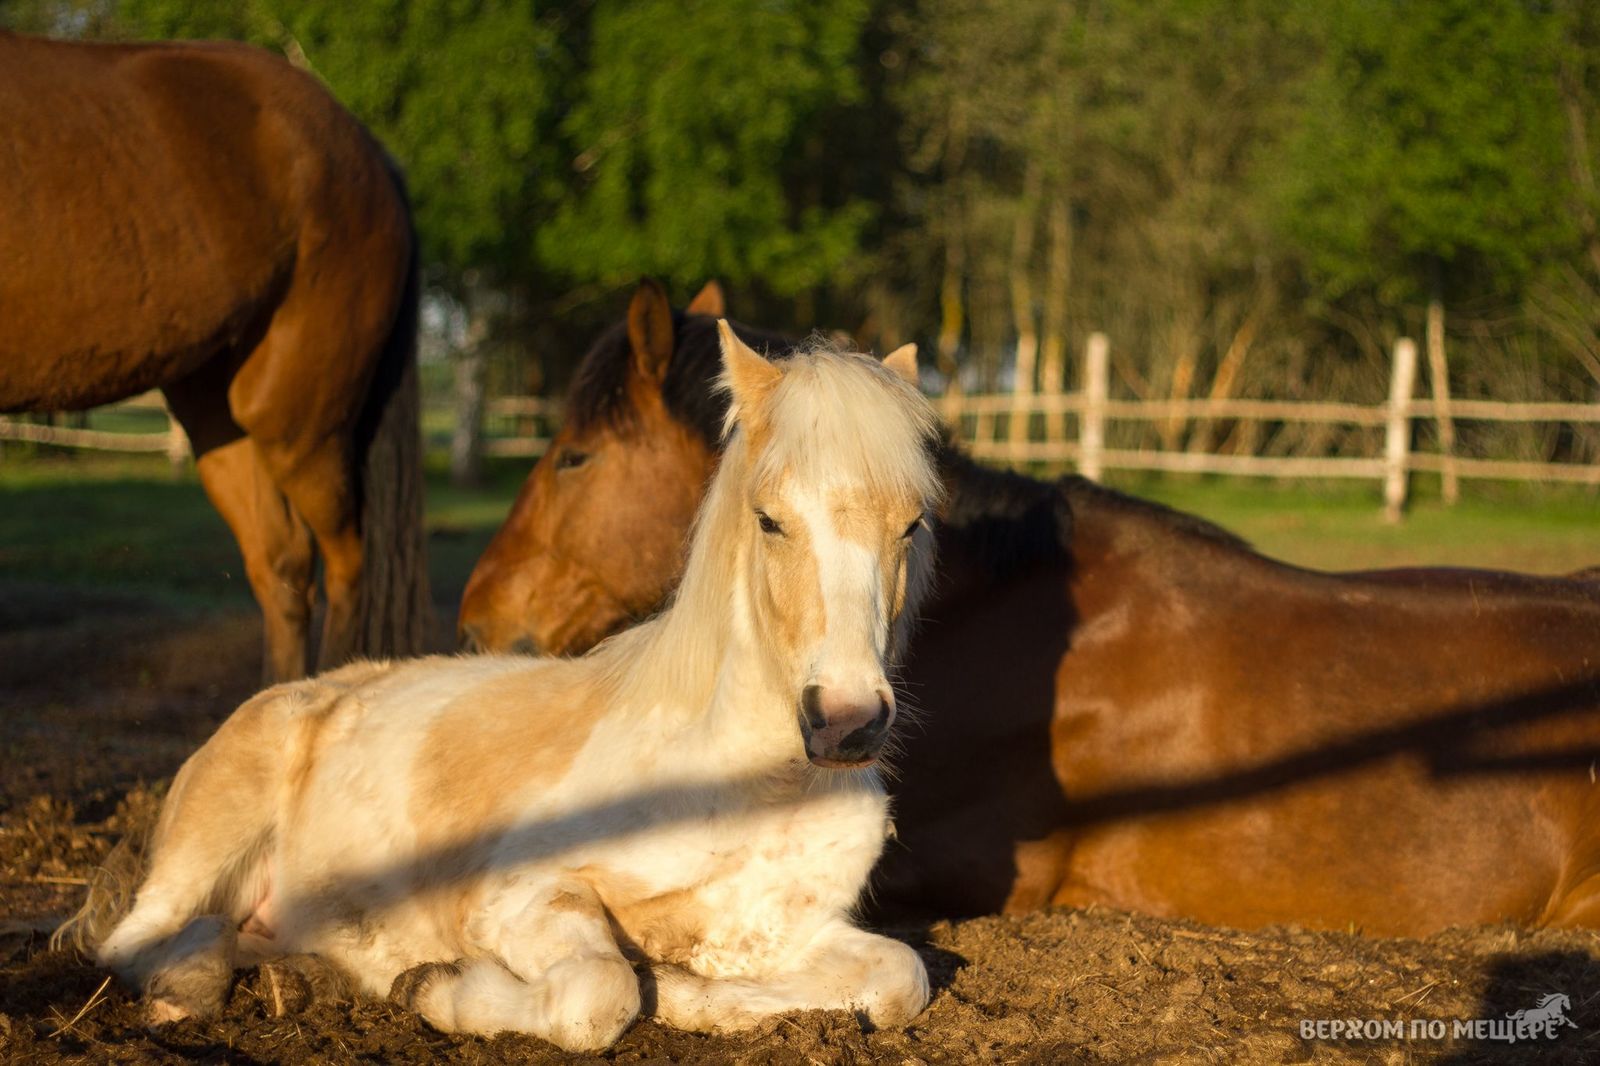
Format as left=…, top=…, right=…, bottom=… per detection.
left=1081, top=332, right=1109, bottom=482
left=165, top=410, right=188, bottom=471
left=1383, top=338, right=1418, bottom=523
left=1007, top=345, right=1037, bottom=462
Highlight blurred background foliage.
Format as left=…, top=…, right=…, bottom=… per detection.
left=3, top=0, right=1599, bottom=457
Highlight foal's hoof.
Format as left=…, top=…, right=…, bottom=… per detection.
left=254, top=955, right=352, bottom=1016
left=389, top=960, right=462, bottom=1012
left=142, top=917, right=235, bottom=1025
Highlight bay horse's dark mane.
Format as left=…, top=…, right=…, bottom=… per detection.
left=567, top=313, right=796, bottom=441
left=566, top=309, right=1248, bottom=575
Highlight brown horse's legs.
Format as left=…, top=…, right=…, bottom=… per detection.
left=194, top=439, right=316, bottom=682
left=219, top=205, right=408, bottom=672
left=166, top=372, right=317, bottom=684
left=267, top=443, right=364, bottom=672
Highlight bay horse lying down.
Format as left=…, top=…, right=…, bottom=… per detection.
left=460, top=279, right=1600, bottom=936
left=0, top=32, right=430, bottom=681
left=87, top=333, right=940, bottom=1049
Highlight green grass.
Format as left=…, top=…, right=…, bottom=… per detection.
left=1109, top=473, right=1598, bottom=574
left=1, top=450, right=1593, bottom=621
left=0, top=453, right=246, bottom=609
left=0, top=451, right=538, bottom=613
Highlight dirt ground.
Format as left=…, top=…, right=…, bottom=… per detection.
left=4, top=588, right=1599, bottom=1065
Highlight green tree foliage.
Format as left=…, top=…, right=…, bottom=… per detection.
left=540, top=0, right=874, bottom=296
left=1277, top=0, right=1573, bottom=304
left=4, top=0, right=1598, bottom=422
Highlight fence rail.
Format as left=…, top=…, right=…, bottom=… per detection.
left=0, top=392, right=188, bottom=462
left=8, top=338, right=1597, bottom=522
left=950, top=333, right=1600, bottom=520
left=481, top=395, right=559, bottom=457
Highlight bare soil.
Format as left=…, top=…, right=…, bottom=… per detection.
left=3, top=586, right=1598, bottom=1065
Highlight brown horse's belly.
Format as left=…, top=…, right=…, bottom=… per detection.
left=1050, top=778, right=1565, bottom=935
left=1046, top=570, right=1600, bottom=935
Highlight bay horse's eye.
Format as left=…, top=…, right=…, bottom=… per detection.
left=757, top=511, right=784, bottom=536
left=555, top=449, right=589, bottom=471
left=902, top=515, right=926, bottom=540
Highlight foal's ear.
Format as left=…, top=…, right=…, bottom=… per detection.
left=627, top=278, right=675, bottom=382
left=883, top=343, right=919, bottom=386
left=718, top=320, right=782, bottom=418
left=686, top=280, right=726, bottom=317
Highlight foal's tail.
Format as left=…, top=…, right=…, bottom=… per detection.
left=354, top=158, right=432, bottom=661
left=53, top=687, right=290, bottom=968
left=51, top=795, right=160, bottom=956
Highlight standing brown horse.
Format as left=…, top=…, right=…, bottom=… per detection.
left=0, top=32, right=429, bottom=680
left=460, top=280, right=1600, bottom=936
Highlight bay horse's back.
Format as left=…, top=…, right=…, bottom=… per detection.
left=0, top=31, right=428, bottom=675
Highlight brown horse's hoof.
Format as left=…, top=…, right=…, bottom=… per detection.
left=389, top=960, right=463, bottom=1012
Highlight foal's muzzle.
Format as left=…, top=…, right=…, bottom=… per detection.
left=798, top=683, right=894, bottom=768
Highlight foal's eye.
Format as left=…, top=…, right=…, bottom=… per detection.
left=555, top=449, right=589, bottom=471
left=757, top=511, right=784, bottom=536
left=902, top=515, right=926, bottom=540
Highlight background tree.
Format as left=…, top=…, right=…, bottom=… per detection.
left=3, top=0, right=1596, bottom=471
left=540, top=0, right=875, bottom=301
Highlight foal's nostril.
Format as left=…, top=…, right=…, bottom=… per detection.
left=800, top=684, right=828, bottom=730
left=837, top=698, right=893, bottom=756
left=507, top=634, right=539, bottom=657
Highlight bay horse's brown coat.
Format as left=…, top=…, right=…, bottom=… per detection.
left=460, top=282, right=1600, bottom=936
left=0, top=32, right=428, bottom=679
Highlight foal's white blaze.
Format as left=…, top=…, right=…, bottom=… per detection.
left=790, top=485, right=902, bottom=766
left=87, top=325, right=940, bottom=1052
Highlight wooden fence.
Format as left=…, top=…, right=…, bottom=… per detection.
left=8, top=336, right=1598, bottom=522
left=481, top=395, right=559, bottom=457
left=0, top=392, right=189, bottom=464
left=948, top=334, right=1600, bottom=521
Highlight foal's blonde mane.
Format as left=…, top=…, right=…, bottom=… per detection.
left=593, top=344, right=941, bottom=717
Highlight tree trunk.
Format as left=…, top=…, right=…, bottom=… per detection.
left=1007, top=162, right=1043, bottom=457
left=450, top=292, right=492, bottom=488
left=1159, top=295, right=1204, bottom=452
left=936, top=104, right=970, bottom=423
left=1426, top=265, right=1459, bottom=505
left=937, top=213, right=967, bottom=423
left=1189, top=293, right=1265, bottom=455
left=1039, top=191, right=1073, bottom=446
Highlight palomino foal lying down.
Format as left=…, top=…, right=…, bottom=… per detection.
left=89, top=328, right=941, bottom=1050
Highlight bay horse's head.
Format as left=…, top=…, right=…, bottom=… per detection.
left=702, top=323, right=939, bottom=766
left=459, top=279, right=790, bottom=655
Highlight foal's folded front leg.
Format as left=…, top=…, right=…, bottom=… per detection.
left=652, top=919, right=929, bottom=1034
left=394, top=880, right=640, bottom=1052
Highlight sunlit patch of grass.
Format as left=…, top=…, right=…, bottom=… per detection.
left=1107, top=472, right=1598, bottom=574
left=0, top=450, right=540, bottom=612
